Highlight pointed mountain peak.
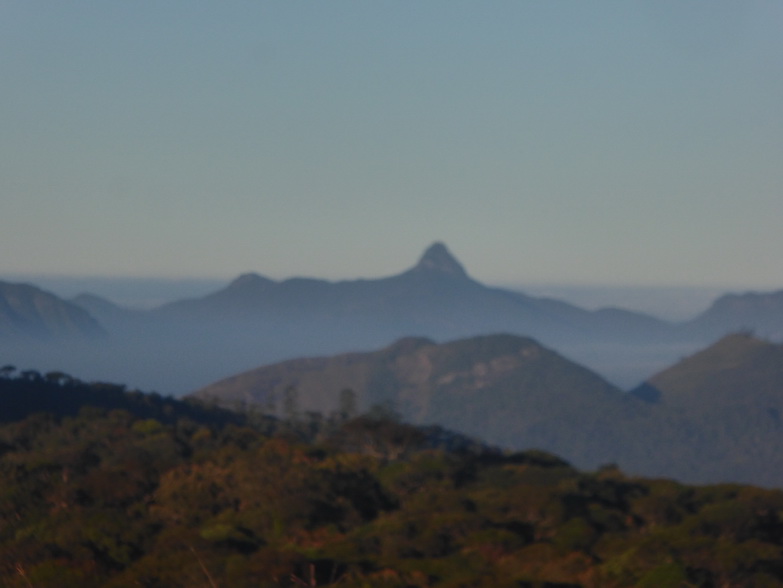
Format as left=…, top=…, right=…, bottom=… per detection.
left=412, top=242, right=468, bottom=278
left=227, top=273, right=274, bottom=290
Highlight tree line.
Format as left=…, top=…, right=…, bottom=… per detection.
left=1, top=370, right=783, bottom=586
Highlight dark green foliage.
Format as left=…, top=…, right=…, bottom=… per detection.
left=0, top=372, right=249, bottom=428
left=3, top=373, right=783, bottom=586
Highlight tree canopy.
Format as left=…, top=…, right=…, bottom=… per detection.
left=2, top=372, right=783, bottom=586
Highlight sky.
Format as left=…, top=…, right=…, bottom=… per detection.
left=2, top=1, right=782, bottom=292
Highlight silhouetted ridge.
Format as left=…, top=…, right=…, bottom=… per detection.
left=0, top=280, right=105, bottom=339
left=685, top=290, right=783, bottom=340
left=411, top=242, right=468, bottom=278
left=227, top=272, right=275, bottom=290
left=385, top=336, right=436, bottom=354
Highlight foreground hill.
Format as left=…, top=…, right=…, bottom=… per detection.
left=3, top=373, right=783, bottom=586
left=0, top=281, right=104, bottom=340
left=193, top=333, right=650, bottom=469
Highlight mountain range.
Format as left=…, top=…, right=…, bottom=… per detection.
left=195, top=331, right=783, bottom=487
left=1, top=243, right=781, bottom=394
left=2, top=243, right=783, bottom=487
left=193, top=333, right=645, bottom=470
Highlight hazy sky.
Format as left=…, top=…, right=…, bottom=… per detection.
left=2, top=2, right=782, bottom=288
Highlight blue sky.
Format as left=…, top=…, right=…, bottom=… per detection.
left=2, top=2, right=782, bottom=288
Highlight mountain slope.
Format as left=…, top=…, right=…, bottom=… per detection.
left=0, top=281, right=104, bottom=339
left=194, top=332, right=783, bottom=486
left=5, top=388, right=783, bottom=587
left=194, top=333, right=648, bottom=469
left=684, top=290, right=783, bottom=340
left=630, top=333, right=783, bottom=486
left=70, top=292, right=152, bottom=334
left=642, top=332, right=783, bottom=408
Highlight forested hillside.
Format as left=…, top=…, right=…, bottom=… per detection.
left=193, top=334, right=645, bottom=472
left=193, top=333, right=783, bottom=487
left=2, top=372, right=783, bottom=587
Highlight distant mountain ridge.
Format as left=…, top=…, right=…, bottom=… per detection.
left=150, top=242, right=675, bottom=347
left=4, top=243, right=783, bottom=487
left=0, top=281, right=104, bottom=340
left=684, top=290, right=783, bottom=340
left=2, top=242, right=782, bottom=394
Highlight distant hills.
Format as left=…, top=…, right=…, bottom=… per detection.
left=0, top=281, right=103, bottom=340
left=193, top=334, right=639, bottom=466
left=627, top=333, right=783, bottom=485
left=147, top=242, right=674, bottom=348
left=3, top=244, right=783, bottom=486
left=684, top=290, right=783, bottom=341
left=1, top=242, right=782, bottom=395
left=632, top=333, right=783, bottom=486
left=195, top=332, right=783, bottom=487
left=639, top=331, right=783, bottom=407
left=3, top=241, right=783, bottom=489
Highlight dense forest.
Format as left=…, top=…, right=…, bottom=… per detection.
left=2, top=371, right=783, bottom=587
